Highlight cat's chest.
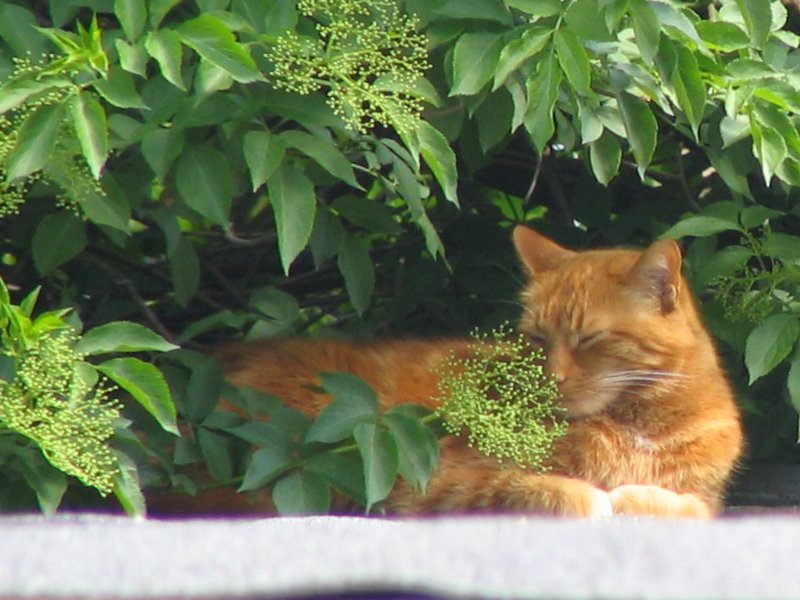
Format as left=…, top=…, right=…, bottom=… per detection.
left=628, top=430, right=660, bottom=453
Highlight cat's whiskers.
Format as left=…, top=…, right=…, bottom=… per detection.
left=595, top=369, right=689, bottom=399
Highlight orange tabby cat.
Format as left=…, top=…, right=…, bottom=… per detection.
left=167, top=226, right=743, bottom=518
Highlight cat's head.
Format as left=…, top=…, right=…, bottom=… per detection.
left=513, top=225, right=702, bottom=419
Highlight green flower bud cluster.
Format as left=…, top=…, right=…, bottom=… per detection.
left=435, top=325, right=567, bottom=472
left=0, top=330, right=121, bottom=496
left=710, top=268, right=778, bottom=323
left=707, top=230, right=790, bottom=324
left=268, top=0, right=430, bottom=134
left=0, top=57, right=103, bottom=217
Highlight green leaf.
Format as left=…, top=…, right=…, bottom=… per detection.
left=195, top=59, right=234, bottom=96
left=332, top=196, right=402, bottom=235
left=260, top=89, right=341, bottom=129
left=310, top=209, right=345, bottom=268
left=280, top=130, right=360, bottom=189
left=305, top=451, right=366, bottom=507
left=739, top=205, right=783, bottom=229
left=0, top=78, right=71, bottom=114
left=112, top=450, right=146, bottom=517
left=492, top=27, right=551, bottom=90
left=751, top=118, right=787, bottom=184
left=435, top=0, right=512, bottom=24
left=196, top=427, right=234, bottom=482
left=177, top=14, right=262, bottom=83
left=250, top=286, right=299, bottom=323
left=227, top=422, right=283, bottom=445
left=70, top=91, right=109, bottom=179
left=243, top=130, right=285, bottom=192
left=142, top=127, right=185, bottom=180
left=76, top=321, right=178, bottom=355
left=31, top=212, right=86, bottom=275
left=450, top=32, right=505, bottom=96
left=175, top=144, right=233, bottom=225
left=554, top=27, right=591, bottom=96
left=762, top=232, right=800, bottom=261
left=589, top=130, right=621, bottom=185
left=272, top=469, right=331, bottom=515
left=305, top=372, right=379, bottom=443
left=383, top=412, right=439, bottom=493
left=524, top=54, right=561, bottom=154
left=787, top=348, right=800, bottom=413
left=116, top=39, right=149, bottom=76
left=97, top=357, right=178, bottom=435
left=629, top=0, right=660, bottom=65
left=92, top=68, right=148, bottom=109
left=180, top=352, right=224, bottom=423
left=736, top=0, right=771, bottom=49
left=696, top=21, right=750, bottom=52
left=0, top=3, right=48, bottom=57
left=239, top=431, right=295, bottom=492
left=476, top=88, right=514, bottom=152
left=507, top=0, right=561, bottom=16
left=754, top=103, right=800, bottom=158
left=6, top=102, right=66, bottom=181
left=354, top=422, right=399, bottom=513
left=720, top=115, right=750, bottom=149
left=617, top=92, right=657, bottom=176
left=661, top=216, right=742, bottom=239
left=170, top=236, right=201, bottom=306
left=415, top=120, right=459, bottom=205
left=145, top=30, right=186, bottom=90
left=114, top=0, right=147, bottom=41
left=694, top=245, right=753, bottom=288
left=745, top=314, right=800, bottom=384
left=321, top=372, right=379, bottom=406
left=150, top=0, right=182, bottom=28
left=726, top=58, right=775, bottom=81
left=671, top=44, right=705, bottom=139
left=174, top=437, right=202, bottom=465
left=564, top=0, right=613, bottom=41
left=268, top=163, right=317, bottom=274
left=16, top=447, right=68, bottom=516
left=338, top=234, right=375, bottom=315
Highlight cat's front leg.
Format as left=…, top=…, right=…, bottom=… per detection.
left=390, top=469, right=613, bottom=517
left=510, top=474, right=614, bottom=517
left=608, top=484, right=711, bottom=518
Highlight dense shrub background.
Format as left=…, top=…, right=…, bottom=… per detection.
left=1, top=0, right=800, bottom=513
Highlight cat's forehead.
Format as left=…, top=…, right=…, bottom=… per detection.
left=519, top=249, right=641, bottom=329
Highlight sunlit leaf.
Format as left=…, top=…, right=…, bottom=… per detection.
left=97, top=357, right=178, bottom=435
left=745, top=314, right=800, bottom=384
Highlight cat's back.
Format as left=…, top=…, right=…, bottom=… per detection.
left=218, top=337, right=470, bottom=414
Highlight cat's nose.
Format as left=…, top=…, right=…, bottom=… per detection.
left=546, top=344, right=570, bottom=383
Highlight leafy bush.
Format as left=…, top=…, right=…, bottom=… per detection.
left=2, top=0, right=800, bottom=513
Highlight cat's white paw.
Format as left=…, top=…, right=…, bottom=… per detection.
left=609, top=484, right=711, bottom=518
left=585, top=487, right=613, bottom=518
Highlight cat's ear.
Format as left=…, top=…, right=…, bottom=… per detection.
left=626, top=238, right=683, bottom=313
left=513, top=226, right=575, bottom=275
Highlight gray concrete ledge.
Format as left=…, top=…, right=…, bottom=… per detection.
left=2, top=513, right=800, bottom=599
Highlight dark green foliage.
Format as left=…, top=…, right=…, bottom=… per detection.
left=2, top=0, right=800, bottom=513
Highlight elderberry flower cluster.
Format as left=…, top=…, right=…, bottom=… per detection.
left=0, top=57, right=103, bottom=216
left=707, top=231, right=787, bottom=323
left=435, top=325, right=567, bottom=472
left=268, top=0, right=430, bottom=134
left=0, top=330, right=121, bottom=495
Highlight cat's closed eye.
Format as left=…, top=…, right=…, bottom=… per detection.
left=528, top=333, right=547, bottom=347
left=577, top=331, right=604, bottom=348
